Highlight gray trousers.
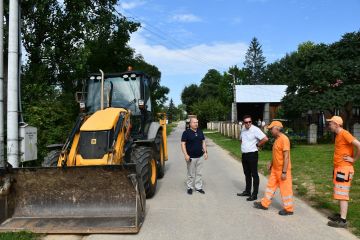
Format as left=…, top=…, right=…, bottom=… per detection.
left=186, top=156, right=204, bottom=190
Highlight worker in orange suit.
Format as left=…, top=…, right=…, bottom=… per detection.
left=254, top=120, right=294, bottom=216
left=326, top=116, right=360, bottom=228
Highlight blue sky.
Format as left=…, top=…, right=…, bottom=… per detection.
left=117, top=0, right=360, bottom=105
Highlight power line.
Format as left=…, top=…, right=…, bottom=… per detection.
left=114, top=6, right=229, bottom=71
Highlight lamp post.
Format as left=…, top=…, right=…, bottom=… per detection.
left=228, top=73, right=237, bottom=123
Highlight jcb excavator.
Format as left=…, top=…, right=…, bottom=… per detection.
left=0, top=67, right=168, bottom=233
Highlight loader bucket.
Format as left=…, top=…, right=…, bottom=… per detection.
left=0, top=165, right=145, bottom=234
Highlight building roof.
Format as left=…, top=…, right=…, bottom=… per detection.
left=235, top=85, right=287, bottom=103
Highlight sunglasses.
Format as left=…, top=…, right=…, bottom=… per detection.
left=244, top=121, right=252, bottom=124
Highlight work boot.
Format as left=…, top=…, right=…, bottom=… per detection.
left=246, top=195, right=257, bottom=201
left=328, top=213, right=341, bottom=221
left=196, top=189, right=205, bottom=194
left=253, top=201, right=268, bottom=210
left=328, top=219, right=348, bottom=228
left=187, top=188, right=193, bottom=195
left=278, top=209, right=294, bottom=216
left=237, top=191, right=251, bottom=197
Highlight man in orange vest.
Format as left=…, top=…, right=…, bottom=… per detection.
left=326, top=116, right=360, bottom=228
left=253, top=120, right=294, bottom=215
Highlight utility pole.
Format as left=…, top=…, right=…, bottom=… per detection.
left=7, top=0, right=20, bottom=167
left=0, top=0, right=4, bottom=167
left=229, top=73, right=238, bottom=123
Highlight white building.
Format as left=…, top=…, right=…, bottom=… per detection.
left=235, top=85, right=287, bottom=124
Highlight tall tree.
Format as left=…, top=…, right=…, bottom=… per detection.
left=243, top=37, right=266, bottom=84
left=181, top=84, right=201, bottom=113
left=167, top=99, right=176, bottom=123
left=199, top=69, right=222, bottom=98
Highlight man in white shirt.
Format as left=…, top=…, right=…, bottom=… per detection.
left=237, top=115, right=269, bottom=201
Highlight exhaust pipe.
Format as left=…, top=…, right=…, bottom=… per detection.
left=100, top=69, right=104, bottom=110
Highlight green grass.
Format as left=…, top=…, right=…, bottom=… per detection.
left=0, top=232, right=41, bottom=240
left=205, top=130, right=360, bottom=237
left=166, top=122, right=178, bottom=135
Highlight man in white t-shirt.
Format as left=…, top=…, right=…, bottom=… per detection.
left=237, top=115, right=269, bottom=201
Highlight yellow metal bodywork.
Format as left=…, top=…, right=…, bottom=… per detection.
left=58, top=109, right=168, bottom=167
left=157, top=113, right=168, bottom=161
left=81, top=108, right=125, bottom=131
left=58, top=107, right=131, bottom=167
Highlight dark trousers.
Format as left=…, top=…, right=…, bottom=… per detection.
left=241, top=151, right=259, bottom=196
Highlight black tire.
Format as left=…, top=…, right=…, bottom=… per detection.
left=132, top=146, right=157, bottom=198
left=155, top=131, right=165, bottom=179
left=42, top=150, right=61, bottom=167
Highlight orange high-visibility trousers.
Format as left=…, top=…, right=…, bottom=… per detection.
left=261, top=170, right=294, bottom=212
left=333, top=165, right=354, bottom=201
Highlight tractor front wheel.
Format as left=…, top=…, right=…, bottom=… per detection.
left=132, top=146, right=157, bottom=198
left=42, top=150, right=61, bottom=167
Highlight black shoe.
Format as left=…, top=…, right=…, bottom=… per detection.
left=278, top=209, right=294, bottom=216
left=328, top=213, right=341, bottom=221
left=246, top=195, right=257, bottom=201
left=196, top=189, right=205, bottom=194
left=253, top=201, right=268, bottom=210
left=237, top=191, right=251, bottom=197
left=328, top=219, right=348, bottom=228
left=187, top=188, right=193, bottom=195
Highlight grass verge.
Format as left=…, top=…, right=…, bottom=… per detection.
left=166, top=122, right=178, bottom=135
left=0, top=232, right=41, bottom=240
left=205, top=130, right=360, bottom=237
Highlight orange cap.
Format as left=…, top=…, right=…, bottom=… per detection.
left=267, top=120, right=283, bottom=129
left=326, top=116, right=343, bottom=125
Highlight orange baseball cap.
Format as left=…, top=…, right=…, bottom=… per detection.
left=267, top=120, right=283, bottom=129
left=326, top=116, right=343, bottom=125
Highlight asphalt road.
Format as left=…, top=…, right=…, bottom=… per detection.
left=44, top=121, right=358, bottom=240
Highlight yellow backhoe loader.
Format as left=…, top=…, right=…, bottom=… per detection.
left=0, top=68, right=168, bottom=233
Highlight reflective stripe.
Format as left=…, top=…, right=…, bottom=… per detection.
left=335, top=184, right=350, bottom=190
left=284, top=201, right=293, bottom=206
left=266, top=188, right=275, bottom=194
left=265, top=195, right=272, bottom=200
left=282, top=196, right=293, bottom=200
left=334, top=191, right=349, bottom=196
left=336, top=174, right=345, bottom=179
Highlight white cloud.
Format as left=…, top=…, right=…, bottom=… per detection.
left=129, top=30, right=248, bottom=76
left=171, top=14, right=203, bottom=23
left=120, top=0, right=146, bottom=10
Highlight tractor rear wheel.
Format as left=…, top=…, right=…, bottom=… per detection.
left=42, top=150, right=61, bottom=167
left=132, top=146, right=157, bottom=198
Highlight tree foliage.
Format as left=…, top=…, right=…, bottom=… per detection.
left=265, top=31, right=360, bottom=127
left=191, top=99, right=228, bottom=127
left=166, top=99, right=176, bottom=122
left=181, top=84, right=201, bottom=113
left=11, top=0, right=169, bottom=163
left=243, top=37, right=267, bottom=84
left=199, top=69, right=223, bottom=98
left=181, top=69, right=235, bottom=127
